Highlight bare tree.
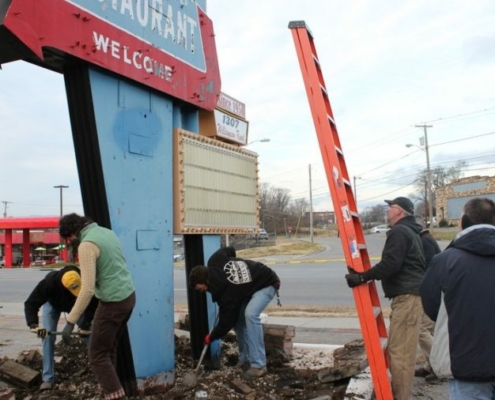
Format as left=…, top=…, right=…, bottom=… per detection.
left=413, top=160, right=468, bottom=216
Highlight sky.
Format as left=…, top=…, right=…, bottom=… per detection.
left=1, top=1, right=495, bottom=218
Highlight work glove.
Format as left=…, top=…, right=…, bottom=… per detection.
left=204, top=334, right=211, bottom=346
left=62, top=322, right=75, bottom=345
left=345, top=266, right=374, bottom=288
left=29, top=325, right=48, bottom=339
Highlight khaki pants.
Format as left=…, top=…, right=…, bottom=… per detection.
left=419, top=313, right=434, bottom=368
left=388, top=294, right=422, bottom=400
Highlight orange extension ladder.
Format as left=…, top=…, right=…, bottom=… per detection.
left=289, top=21, right=393, bottom=400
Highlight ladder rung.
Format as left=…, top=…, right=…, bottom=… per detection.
left=320, top=84, right=328, bottom=97
left=312, top=55, right=320, bottom=67
left=380, top=337, right=388, bottom=351
left=350, top=211, right=359, bottom=218
left=343, top=178, right=351, bottom=187
left=327, top=114, right=335, bottom=126
left=335, top=146, right=343, bottom=156
left=357, top=243, right=367, bottom=250
left=372, top=306, right=382, bottom=318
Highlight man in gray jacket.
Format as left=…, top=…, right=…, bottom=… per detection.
left=346, top=196, right=425, bottom=400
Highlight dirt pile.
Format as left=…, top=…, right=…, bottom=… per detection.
left=5, top=335, right=348, bottom=400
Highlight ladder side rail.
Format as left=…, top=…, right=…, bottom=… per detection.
left=289, top=22, right=393, bottom=400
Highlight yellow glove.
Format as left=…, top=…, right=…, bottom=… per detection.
left=30, top=326, right=48, bottom=339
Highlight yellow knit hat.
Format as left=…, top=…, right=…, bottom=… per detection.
left=61, top=270, right=81, bottom=297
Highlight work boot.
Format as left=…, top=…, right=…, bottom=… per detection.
left=39, top=381, right=53, bottom=391
left=236, top=361, right=250, bottom=372
left=425, top=372, right=439, bottom=383
left=244, top=366, right=267, bottom=378
left=414, top=367, right=430, bottom=377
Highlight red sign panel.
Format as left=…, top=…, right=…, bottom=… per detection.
left=2, top=0, right=221, bottom=110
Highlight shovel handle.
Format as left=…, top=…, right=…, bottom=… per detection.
left=194, top=344, right=209, bottom=373
left=193, top=314, right=219, bottom=373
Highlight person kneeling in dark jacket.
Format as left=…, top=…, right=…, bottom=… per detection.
left=25, top=265, right=98, bottom=391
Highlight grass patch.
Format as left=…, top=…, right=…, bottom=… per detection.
left=236, top=240, right=324, bottom=259
left=432, top=230, right=457, bottom=241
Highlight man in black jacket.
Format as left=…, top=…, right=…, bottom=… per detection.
left=189, top=246, right=280, bottom=378
left=420, top=197, right=495, bottom=398
left=345, top=197, right=425, bottom=400
left=417, top=223, right=442, bottom=381
left=24, top=265, right=98, bottom=391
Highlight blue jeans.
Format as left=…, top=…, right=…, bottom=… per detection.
left=449, top=379, right=495, bottom=399
left=234, top=285, right=276, bottom=369
left=41, top=302, right=88, bottom=383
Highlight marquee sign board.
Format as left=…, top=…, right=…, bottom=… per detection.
left=0, top=0, right=221, bottom=110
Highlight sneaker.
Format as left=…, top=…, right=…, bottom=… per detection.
left=244, top=366, right=267, bottom=378
left=39, top=381, right=53, bottom=391
left=237, top=361, right=250, bottom=372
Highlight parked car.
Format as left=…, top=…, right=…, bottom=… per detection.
left=31, top=254, right=57, bottom=267
left=173, top=235, right=183, bottom=246
left=173, top=253, right=184, bottom=262
left=257, top=228, right=269, bottom=240
left=371, top=224, right=390, bottom=234
left=426, top=217, right=438, bottom=228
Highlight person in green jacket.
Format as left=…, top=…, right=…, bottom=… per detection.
left=59, top=213, right=135, bottom=400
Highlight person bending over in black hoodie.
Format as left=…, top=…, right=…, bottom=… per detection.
left=189, top=246, right=280, bottom=379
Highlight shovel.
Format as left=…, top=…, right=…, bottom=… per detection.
left=183, top=316, right=218, bottom=387
left=183, top=341, right=209, bottom=387
left=48, top=331, right=90, bottom=336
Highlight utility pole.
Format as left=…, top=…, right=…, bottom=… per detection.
left=2, top=201, right=12, bottom=218
left=309, top=164, right=314, bottom=243
left=353, top=176, right=361, bottom=203
left=415, top=124, right=434, bottom=232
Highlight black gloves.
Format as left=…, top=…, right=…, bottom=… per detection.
left=62, top=322, right=75, bottom=345
left=345, top=266, right=375, bottom=288
left=29, top=325, right=48, bottom=339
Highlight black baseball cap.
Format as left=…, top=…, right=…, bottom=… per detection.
left=385, top=197, right=414, bottom=214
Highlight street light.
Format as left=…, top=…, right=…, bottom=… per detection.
left=54, top=185, right=69, bottom=261
left=406, top=128, right=434, bottom=232
left=247, top=138, right=270, bottom=145
left=53, top=185, right=69, bottom=217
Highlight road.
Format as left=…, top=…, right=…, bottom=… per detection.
left=174, top=233, right=400, bottom=308
left=1, top=233, right=451, bottom=309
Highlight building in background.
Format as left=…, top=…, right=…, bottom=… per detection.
left=436, top=175, right=495, bottom=225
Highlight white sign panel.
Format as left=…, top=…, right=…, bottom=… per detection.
left=217, top=92, right=246, bottom=119
left=214, top=109, right=249, bottom=144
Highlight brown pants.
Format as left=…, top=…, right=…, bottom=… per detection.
left=419, top=313, right=434, bottom=369
left=89, top=292, right=136, bottom=398
left=388, top=294, right=422, bottom=400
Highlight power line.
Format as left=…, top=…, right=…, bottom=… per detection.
left=430, top=131, right=495, bottom=148
left=423, top=107, right=495, bottom=125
